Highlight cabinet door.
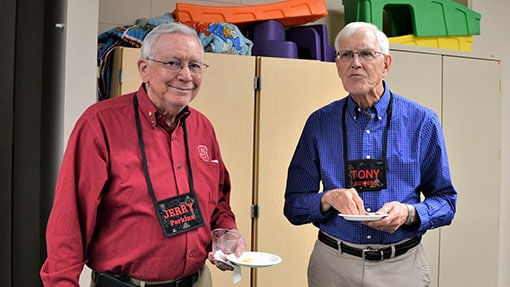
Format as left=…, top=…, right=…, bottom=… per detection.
left=440, top=56, right=501, bottom=287
left=387, top=50, right=442, bottom=114
left=255, top=57, right=346, bottom=287
left=191, top=53, right=256, bottom=287
left=386, top=49, right=443, bottom=287
left=109, top=47, right=142, bottom=97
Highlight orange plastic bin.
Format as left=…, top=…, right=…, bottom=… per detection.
left=173, top=0, right=328, bottom=27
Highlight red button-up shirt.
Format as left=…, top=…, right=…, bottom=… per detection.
left=41, top=85, right=237, bottom=286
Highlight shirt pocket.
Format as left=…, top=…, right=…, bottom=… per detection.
left=191, top=157, right=222, bottom=213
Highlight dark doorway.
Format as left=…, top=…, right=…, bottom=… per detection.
left=0, top=0, right=66, bottom=285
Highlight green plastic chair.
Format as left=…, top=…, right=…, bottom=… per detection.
left=342, top=0, right=481, bottom=37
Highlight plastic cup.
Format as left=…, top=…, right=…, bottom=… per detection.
left=211, top=228, right=240, bottom=255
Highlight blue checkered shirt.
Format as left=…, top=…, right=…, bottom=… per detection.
left=284, top=83, right=457, bottom=244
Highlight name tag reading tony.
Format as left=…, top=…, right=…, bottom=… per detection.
left=345, top=159, right=387, bottom=191
left=156, top=192, right=205, bottom=237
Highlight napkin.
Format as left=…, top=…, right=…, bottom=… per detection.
left=213, top=250, right=242, bottom=283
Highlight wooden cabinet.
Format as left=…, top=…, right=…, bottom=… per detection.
left=440, top=55, right=501, bottom=287
left=192, top=54, right=256, bottom=287
left=254, top=57, right=344, bottom=286
left=109, top=46, right=501, bottom=287
left=388, top=45, right=501, bottom=287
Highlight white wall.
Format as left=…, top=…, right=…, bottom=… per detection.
left=64, top=0, right=99, bottom=285
left=65, top=0, right=99, bottom=141
left=64, top=0, right=509, bottom=286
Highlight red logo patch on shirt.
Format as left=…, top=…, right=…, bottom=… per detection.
left=197, top=145, right=209, bottom=162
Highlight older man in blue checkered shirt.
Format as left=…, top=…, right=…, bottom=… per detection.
left=284, top=22, right=457, bottom=287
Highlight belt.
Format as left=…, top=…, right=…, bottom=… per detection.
left=92, top=270, right=200, bottom=287
left=318, top=231, right=421, bottom=261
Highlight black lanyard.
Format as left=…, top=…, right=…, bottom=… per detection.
left=134, top=95, right=206, bottom=237
left=342, top=93, right=393, bottom=191
left=341, top=92, right=393, bottom=162
left=133, top=95, right=196, bottom=213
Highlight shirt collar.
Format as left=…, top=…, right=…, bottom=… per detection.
left=372, top=81, right=391, bottom=120
left=347, top=81, right=391, bottom=121
left=136, top=84, right=191, bottom=129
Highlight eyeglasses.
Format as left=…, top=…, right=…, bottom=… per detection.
left=146, top=58, right=209, bottom=74
left=335, top=49, right=385, bottom=62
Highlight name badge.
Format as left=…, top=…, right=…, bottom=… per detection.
left=156, top=192, right=205, bottom=237
left=345, top=159, right=387, bottom=191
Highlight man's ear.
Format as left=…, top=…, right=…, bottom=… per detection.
left=138, top=58, right=149, bottom=81
left=382, top=54, right=392, bottom=77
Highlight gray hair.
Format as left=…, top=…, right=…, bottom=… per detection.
left=334, top=22, right=390, bottom=54
left=141, top=22, right=202, bottom=59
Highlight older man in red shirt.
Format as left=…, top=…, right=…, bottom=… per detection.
left=41, top=22, right=245, bottom=287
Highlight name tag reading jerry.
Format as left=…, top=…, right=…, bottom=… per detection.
left=345, top=159, right=387, bottom=191
left=156, top=192, right=205, bottom=237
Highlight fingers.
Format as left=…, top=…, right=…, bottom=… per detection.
left=208, top=251, right=235, bottom=271
left=207, top=252, right=215, bottom=262
left=350, top=191, right=366, bottom=214
left=217, top=261, right=235, bottom=271
left=363, top=202, right=408, bottom=233
left=234, top=235, right=246, bottom=257
left=323, top=188, right=366, bottom=215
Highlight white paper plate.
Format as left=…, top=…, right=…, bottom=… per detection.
left=227, top=251, right=282, bottom=268
left=339, top=213, right=388, bottom=221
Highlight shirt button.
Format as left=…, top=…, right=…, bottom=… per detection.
left=366, top=155, right=371, bottom=159
left=367, top=235, right=372, bottom=239
left=378, top=116, right=383, bottom=120
left=189, top=251, right=194, bottom=257
left=366, top=208, right=372, bottom=212
left=366, top=130, right=370, bottom=134
left=177, top=164, right=182, bottom=169
left=171, top=136, right=175, bottom=141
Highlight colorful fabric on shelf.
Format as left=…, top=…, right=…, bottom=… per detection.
left=97, top=13, right=253, bottom=100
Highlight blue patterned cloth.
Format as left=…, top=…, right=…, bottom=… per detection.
left=184, top=21, right=253, bottom=55
left=284, top=82, right=457, bottom=244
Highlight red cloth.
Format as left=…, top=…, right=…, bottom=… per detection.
left=41, top=85, right=237, bottom=286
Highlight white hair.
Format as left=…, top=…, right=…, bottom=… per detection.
left=334, top=22, right=390, bottom=54
left=141, top=23, right=202, bottom=59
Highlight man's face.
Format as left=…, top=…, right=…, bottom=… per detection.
left=138, top=33, right=205, bottom=114
left=335, top=28, right=391, bottom=98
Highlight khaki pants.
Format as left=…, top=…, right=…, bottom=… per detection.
left=194, top=264, right=212, bottom=287
left=308, top=239, right=431, bottom=287
left=90, top=264, right=212, bottom=287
